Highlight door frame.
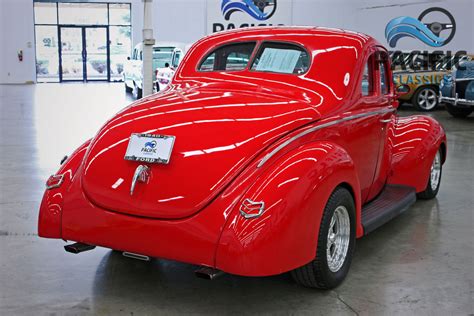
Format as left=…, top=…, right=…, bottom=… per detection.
left=58, top=25, right=110, bottom=82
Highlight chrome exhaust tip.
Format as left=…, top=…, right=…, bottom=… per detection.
left=122, top=252, right=150, bottom=261
left=195, top=267, right=224, bottom=280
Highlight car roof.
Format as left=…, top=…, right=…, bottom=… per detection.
left=201, top=26, right=374, bottom=46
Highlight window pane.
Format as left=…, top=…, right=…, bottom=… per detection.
left=379, top=61, right=389, bottom=95
left=58, top=3, right=107, bottom=25
left=199, top=42, right=255, bottom=72
left=251, top=42, right=309, bottom=74
left=153, top=47, right=174, bottom=69
left=110, top=26, right=132, bottom=81
left=109, top=3, right=131, bottom=25
left=361, top=57, right=374, bottom=96
left=35, top=25, right=59, bottom=82
left=34, top=3, right=57, bottom=25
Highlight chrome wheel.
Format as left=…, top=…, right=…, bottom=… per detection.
left=326, top=206, right=350, bottom=273
left=417, top=88, right=438, bottom=110
left=430, top=150, right=442, bottom=191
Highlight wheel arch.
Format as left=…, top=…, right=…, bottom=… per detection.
left=388, top=115, right=447, bottom=191
left=411, top=84, right=440, bottom=100
left=215, top=141, right=363, bottom=276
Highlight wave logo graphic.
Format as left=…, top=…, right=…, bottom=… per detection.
left=385, top=7, right=456, bottom=48
left=221, top=0, right=277, bottom=21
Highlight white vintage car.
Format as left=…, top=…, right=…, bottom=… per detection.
left=123, top=42, right=187, bottom=98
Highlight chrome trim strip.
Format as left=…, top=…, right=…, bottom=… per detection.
left=257, top=108, right=395, bottom=168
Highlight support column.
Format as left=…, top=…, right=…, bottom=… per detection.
left=142, top=0, right=155, bottom=97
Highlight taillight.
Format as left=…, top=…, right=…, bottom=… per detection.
left=46, top=174, right=64, bottom=190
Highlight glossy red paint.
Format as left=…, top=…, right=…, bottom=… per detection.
left=38, top=27, right=446, bottom=277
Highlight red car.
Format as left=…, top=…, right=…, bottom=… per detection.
left=39, top=27, right=446, bottom=289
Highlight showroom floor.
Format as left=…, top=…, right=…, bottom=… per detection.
left=0, top=83, right=472, bottom=315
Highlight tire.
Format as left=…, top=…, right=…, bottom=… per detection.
left=132, top=82, right=142, bottom=99
left=413, top=87, right=439, bottom=111
left=417, top=148, right=443, bottom=200
left=445, top=103, right=473, bottom=118
left=291, top=187, right=356, bottom=289
left=125, top=82, right=132, bottom=93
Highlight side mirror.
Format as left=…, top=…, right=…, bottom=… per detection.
left=127, top=56, right=131, bottom=60
left=395, top=84, right=410, bottom=97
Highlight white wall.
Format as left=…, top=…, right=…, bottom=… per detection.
left=1, top=0, right=473, bottom=84
left=0, top=0, right=36, bottom=84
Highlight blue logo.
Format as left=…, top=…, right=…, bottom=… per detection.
left=144, top=140, right=157, bottom=149
left=221, top=0, right=277, bottom=21
left=385, top=7, right=456, bottom=48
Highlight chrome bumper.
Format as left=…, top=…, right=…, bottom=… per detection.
left=439, top=91, right=474, bottom=107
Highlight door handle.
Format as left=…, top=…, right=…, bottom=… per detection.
left=380, top=119, right=391, bottom=123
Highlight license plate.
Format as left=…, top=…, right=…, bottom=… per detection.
left=124, top=133, right=175, bottom=164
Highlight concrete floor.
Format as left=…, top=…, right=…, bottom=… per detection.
left=0, top=83, right=473, bottom=315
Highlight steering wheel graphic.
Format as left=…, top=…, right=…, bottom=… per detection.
left=418, top=7, right=456, bottom=45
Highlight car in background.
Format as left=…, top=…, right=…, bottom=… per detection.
left=391, top=51, right=470, bottom=111
left=440, top=61, right=474, bottom=118
left=123, top=42, right=187, bottom=99
left=155, top=43, right=189, bottom=92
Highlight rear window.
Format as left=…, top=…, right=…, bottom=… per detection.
left=199, top=42, right=256, bottom=72
left=251, top=42, right=310, bottom=74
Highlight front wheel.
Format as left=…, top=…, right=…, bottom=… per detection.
left=291, top=187, right=355, bottom=289
left=417, top=148, right=443, bottom=199
left=445, top=103, right=473, bottom=118
left=413, top=87, right=439, bottom=111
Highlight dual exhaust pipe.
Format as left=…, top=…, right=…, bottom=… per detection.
left=64, top=242, right=224, bottom=279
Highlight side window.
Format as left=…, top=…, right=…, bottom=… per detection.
left=172, top=51, right=181, bottom=68
left=199, top=42, right=256, bottom=72
left=379, top=60, right=389, bottom=95
left=132, top=49, right=137, bottom=60
left=139, top=50, right=143, bottom=61
left=361, top=55, right=374, bottom=96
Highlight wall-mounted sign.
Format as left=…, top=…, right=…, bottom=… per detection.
left=207, top=0, right=293, bottom=34
left=385, top=7, right=456, bottom=48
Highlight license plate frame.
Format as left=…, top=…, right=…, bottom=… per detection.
left=124, top=133, right=175, bottom=164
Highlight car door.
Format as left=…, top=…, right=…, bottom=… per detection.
left=341, top=48, right=386, bottom=204
left=366, top=49, right=396, bottom=201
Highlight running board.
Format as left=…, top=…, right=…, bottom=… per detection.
left=362, top=185, right=416, bottom=235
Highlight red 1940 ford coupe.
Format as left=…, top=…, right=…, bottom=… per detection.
left=39, top=27, right=446, bottom=289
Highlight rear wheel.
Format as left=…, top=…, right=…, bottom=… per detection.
left=413, top=87, right=438, bottom=111
left=291, top=187, right=355, bottom=289
left=418, top=149, right=443, bottom=199
left=445, top=103, right=473, bottom=118
left=125, top=82, right=132, bottom=93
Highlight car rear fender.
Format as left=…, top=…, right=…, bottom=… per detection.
left=215, top=141, right=362, bottom=277
left=388, top=115, right=447, bottom=192
left=38, top=139, right=91, bottom=238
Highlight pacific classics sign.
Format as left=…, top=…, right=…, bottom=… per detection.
left=206, top=0, right=293, bottom=34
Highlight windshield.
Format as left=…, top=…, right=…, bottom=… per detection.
left=153, top=47, right=174, bottom=68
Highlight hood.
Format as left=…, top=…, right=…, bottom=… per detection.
left=81, top=85, right=321, bottom=219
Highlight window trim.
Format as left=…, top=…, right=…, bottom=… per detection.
left=248, top=40, right=311, bottom=76
left=196, top=41, right=257, bottom=73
